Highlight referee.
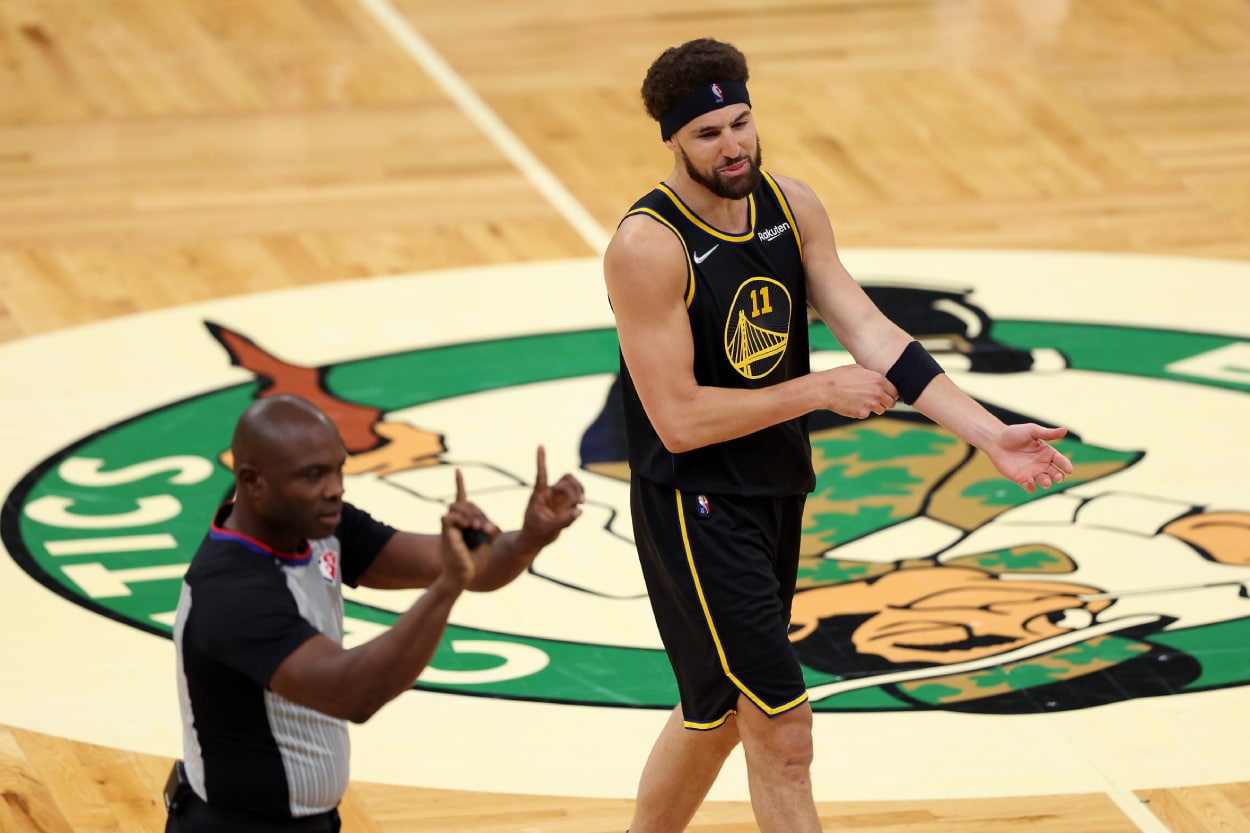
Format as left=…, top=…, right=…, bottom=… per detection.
left=165, top=394, right=584, bottom=831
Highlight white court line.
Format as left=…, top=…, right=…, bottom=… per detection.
left=357, top=0, right=612, bottom=255
left=1106, top=785, right=1172, bottom=833
left=1034, top=705, right=1173, bottom=833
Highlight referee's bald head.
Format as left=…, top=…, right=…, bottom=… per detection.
left=231, top=394, right=340, bottom=474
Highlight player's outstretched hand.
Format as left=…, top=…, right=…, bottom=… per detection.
left=987, top=424, right=1073, bottom=494
left=520, top=445, right=585, bottom=549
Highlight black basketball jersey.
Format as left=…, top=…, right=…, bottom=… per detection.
left=618, top=171, right=815, bottom=497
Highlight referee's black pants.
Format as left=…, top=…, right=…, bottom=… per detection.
left=165, top=793, right=341, bottom=833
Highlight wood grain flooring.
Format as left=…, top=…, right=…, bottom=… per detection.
left=2, top=1, right=1249, bottom=830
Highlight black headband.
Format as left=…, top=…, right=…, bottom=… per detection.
left=659, top=79, right=751, bottom=140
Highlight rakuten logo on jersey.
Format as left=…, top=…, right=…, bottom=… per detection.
left=757, top=222, right=791, bottom=243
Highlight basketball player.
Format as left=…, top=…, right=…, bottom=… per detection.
left=604, top=38, right=1073, bottom=833
left=166, top=394, right=584, bottom=832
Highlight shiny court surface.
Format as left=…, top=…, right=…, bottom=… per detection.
left=2, top=2, right=1250, bottom=832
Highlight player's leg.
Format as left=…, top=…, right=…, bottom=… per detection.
left=628, top=705, right=740, bottom=833
left=628, top=478, right=744, bottom=833
left=716, top=493, right=821, bottom=832
left=736, top=696, right=821, bottom=833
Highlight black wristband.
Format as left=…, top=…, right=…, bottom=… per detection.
left=886, top=341, right=944, bottom=404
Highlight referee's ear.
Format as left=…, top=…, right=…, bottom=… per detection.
left=234, top=462, right=260, bottom=489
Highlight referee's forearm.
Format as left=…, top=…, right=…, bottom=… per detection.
left=339, top=577, right=464, bottom=722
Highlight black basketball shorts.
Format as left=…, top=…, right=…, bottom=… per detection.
left=631, top=476, right=810, bottom=728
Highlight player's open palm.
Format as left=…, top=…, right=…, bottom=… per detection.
left=987, top=424, right=1073, bottom=494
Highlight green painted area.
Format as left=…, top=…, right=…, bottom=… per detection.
left=7, top=319, right=1250, bottom=709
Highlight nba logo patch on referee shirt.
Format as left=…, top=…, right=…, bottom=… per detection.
left=319, top=550, right=339, bottom=584
left=697, top=495, right=711, bottom=516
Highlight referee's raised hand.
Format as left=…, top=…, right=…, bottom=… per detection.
left=519, top=445, right=585, bottom=550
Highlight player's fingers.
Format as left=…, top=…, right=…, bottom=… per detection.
left=1033, top=424, right=1069, bottom=442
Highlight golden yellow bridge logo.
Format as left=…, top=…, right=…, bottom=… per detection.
left=724, top=276, right=792, bottom=379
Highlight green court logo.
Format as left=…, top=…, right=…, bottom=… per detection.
left=5, top=279, right=1250, bottom=716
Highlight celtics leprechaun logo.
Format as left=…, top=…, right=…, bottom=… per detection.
left=5, top=279, right=1250, bottom=716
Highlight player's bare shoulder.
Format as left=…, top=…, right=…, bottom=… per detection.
left=609, top=211, right=685, bottom=254
left=604, top=212, right=688, bottom=299
left=760, top=171, right=840, bottom=252
left=767, top=172, right=822, bottom=215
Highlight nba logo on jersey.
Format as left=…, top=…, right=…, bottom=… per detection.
left=319, top=550, right=339, bottom=584
left=710, top=83, right=724, bottom=103
left=697, top=495, right=711, bottom=516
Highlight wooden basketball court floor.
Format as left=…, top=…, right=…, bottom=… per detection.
left=2, top=1, right=1250, bottom=831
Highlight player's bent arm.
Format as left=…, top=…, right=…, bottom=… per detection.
left=777, top=174, right=913, bottom=372
left=782, top=180, right=1010, bottom=443
left=777, top=175, right=1067, bottom=486
left=908, top=374, right=1007, bottom=447
left=782, top=175, right=1005, bottom=435
left=268, top=570, right=466, bottom=723
left=907, top=380, right=1070, bottom=492
left=604, top=218, right=830, bottom=452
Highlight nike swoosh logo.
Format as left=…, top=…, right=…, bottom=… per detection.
left=692, top=245, right=719, bottom=264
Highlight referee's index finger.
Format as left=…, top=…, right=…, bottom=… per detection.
left=455, top=467, right=467, bottom=502
left=535, top=445, right=548, bottom=490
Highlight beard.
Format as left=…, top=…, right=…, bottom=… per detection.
left=682, top=139, right=763, bottom=200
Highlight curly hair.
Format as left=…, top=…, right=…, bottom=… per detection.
left=640, top=38, right=750, bottom=122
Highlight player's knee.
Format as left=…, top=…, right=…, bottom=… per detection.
left=775, top=723, right=814, bottom=769
left=741, top=707, right=814, bottom=768
left=748, top=728, right=814, bottom=777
